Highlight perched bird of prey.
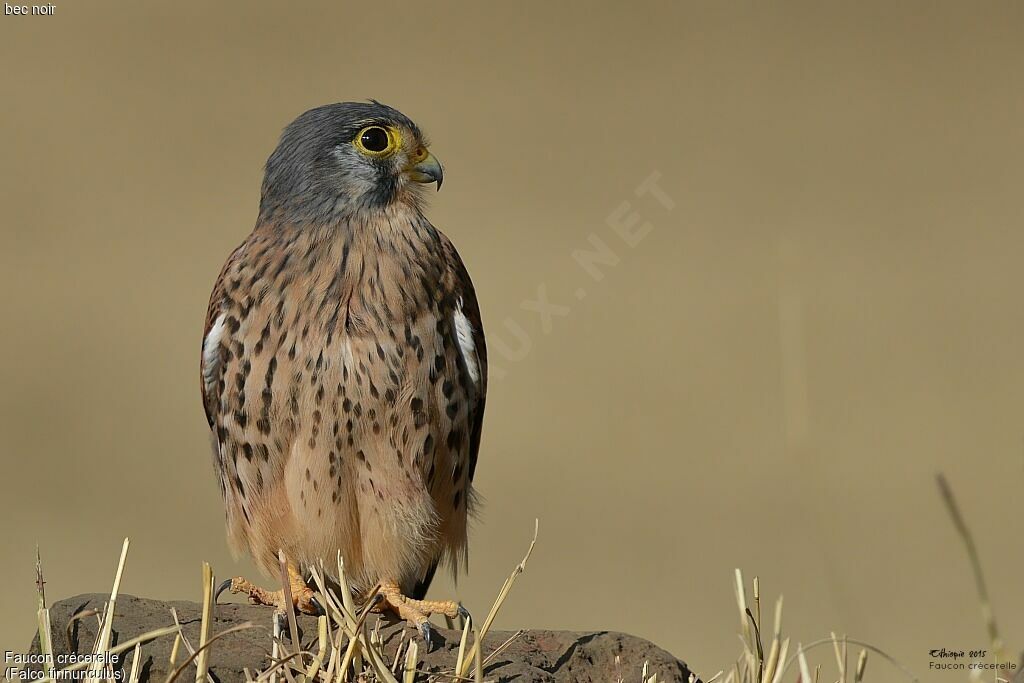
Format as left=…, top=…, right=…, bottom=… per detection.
left=201, top=102, right=486, bottom=641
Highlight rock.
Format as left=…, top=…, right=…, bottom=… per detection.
left=29, top=594, right=699, bottom=683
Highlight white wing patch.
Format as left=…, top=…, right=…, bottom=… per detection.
left=453, top=299, right=480, bottom=386
left=203, top=312, right=227, bottom=393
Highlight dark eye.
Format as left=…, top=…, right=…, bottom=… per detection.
left=359, top=127, right=390, bottom=152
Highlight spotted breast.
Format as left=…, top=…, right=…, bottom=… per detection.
left=201, top=204, right=486, bottom=598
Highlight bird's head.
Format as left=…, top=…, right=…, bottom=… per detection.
left=258, top=101, right=443, bottom=222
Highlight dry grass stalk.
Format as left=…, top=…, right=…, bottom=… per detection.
left=128, top=643, right=143, bottom=683
left=277, top=549, right=303, bottom=658
left=21, top=526, right=838, bottom=683
left=854, top=650, right=868, bottom=683
left=167, top=623, right=259, bottom=683
left=64, top=608, right=100, bottom=653
left=90, top=537, right=130, bottom=680
left=306, top=616, right=329, bottom=679
left=196, top=562, right=215, bottom=683
left=170, top=632, right=183, bottom=671
left=481, top=629, right=524, bottom=667
left=454, top=613, right=472, bottom=675
left=455, top=519, right=538, bottom=680
left=402, top=640, right=419, bottom=683
left=169, top=606, right=220, bottom=683
left=35, top=546, right=55, bottom=678
left=727, top=574, right=918, bottom=683
left=270, top=615, right=282, bottom=683
left=936, top=473, right=1007, bottom=662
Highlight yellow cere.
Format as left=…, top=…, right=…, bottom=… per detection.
left=409, top=145, right=429, bottom=164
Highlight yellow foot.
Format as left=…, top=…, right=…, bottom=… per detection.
left=215, top=565, right=323, bottom=616
left=374, top=579, right=469, bottom=649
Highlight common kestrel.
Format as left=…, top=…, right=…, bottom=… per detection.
left=201, top=102, right=486, bottom=642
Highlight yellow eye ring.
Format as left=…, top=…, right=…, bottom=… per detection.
left=354, top=125, right=400, bottom=157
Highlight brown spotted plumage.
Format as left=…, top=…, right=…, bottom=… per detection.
left=201, top=102, right=486, bottom=638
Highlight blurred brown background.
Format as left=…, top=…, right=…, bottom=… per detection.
left=1, top=2, right=1022, bottom=679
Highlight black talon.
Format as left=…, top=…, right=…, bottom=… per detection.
left=274, top=611, right=304, bottom=639
left=419, top=621, right=437, bottom=652
left=214, top=579, right=233, bottom=604
left=274, top=611, right=289, bottom=634
left=308, top=595, right=326, bottom=616
left=457, top=603, right=471, bottom=621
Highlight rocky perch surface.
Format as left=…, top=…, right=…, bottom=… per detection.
left=29, top=594, right=700, bottom=683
